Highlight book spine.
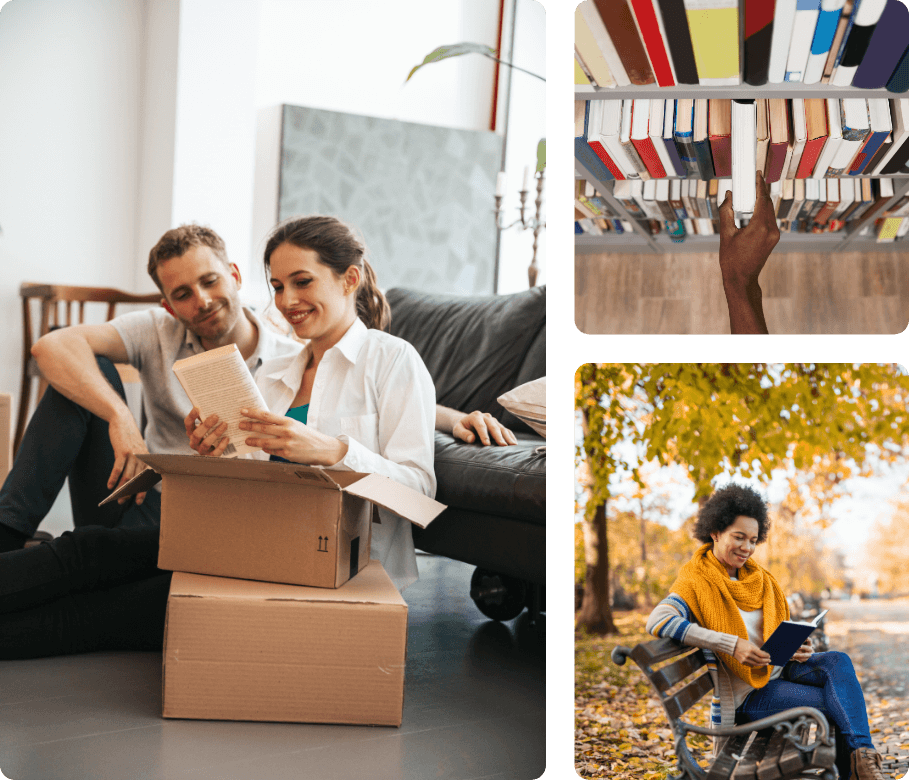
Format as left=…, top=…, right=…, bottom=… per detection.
left=693, top=136, right=717, bottom=179
left=769, top=0, right=798, bottom=83
left=575, top=9, right=617, bottom=88
left=804, top=0, right=846, bottom=83
left=766, top=141, right=789, bottom=182
left=576, top=137, right=617, bottom=182
left=851, top=0, right=909, bottom=89
left=620, top=137, right=652, bottom=179
left=684, top=0, right=741, bottom=84
left=743, top=0, right=777, bottom=85
left=785, top=0, right=822, bottom=82
left=631, top=136, right=668, bottom=177
left=592, top=0, right=656, bottom=85
left=589, top=140, right=628, bottom=179
left=655, top=0, right=700, bottom=83
left=710, top=135, right=732, bottom=178
left=630, top=0, right=677, bottom=86
left=831, top=0, right=888, bottom=86
left=849, top=130, right=888, bottom=175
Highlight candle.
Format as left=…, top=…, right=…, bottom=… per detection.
left=496, top=171, right=506, bottom=197
left=522, top=166, right=531, bottom=192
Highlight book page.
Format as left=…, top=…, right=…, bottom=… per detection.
left=173, top=345, right=274, bottom=457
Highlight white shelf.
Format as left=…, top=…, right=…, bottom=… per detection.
left=576, top=85, right=904, bottom=100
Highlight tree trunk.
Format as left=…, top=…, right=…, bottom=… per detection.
left=576, top=499, right=619, bottom=634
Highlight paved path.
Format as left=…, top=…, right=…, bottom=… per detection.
left=826, top=598, right=909, bottom=779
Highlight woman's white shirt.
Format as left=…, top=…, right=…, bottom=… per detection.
left=254, top=318, right=437, bottom=592
left=729, top=573, right=783, bottom=707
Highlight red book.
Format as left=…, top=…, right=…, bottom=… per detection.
left=708, top=100, right=732, bottom=178
left=630, top=100, right=667, bottom=178
left=765, top=99, right=791, bottom=183
left=795, top=99, right=829, bottom=179
left=629, top=0, right=676, bottom=87
left=588, top=139, right=627, bottom=180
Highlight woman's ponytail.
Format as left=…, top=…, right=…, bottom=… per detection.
left=356, top=257, right=390, bottom=331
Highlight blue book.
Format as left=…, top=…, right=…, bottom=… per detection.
left=672, top=100, right=698, bottom=178
left=762, top=610, right=828, bottom=666
left=575, top=221, right=584, bottom=234
left=886, top=45, right=909, bottom=92
left=849, top=128, right=890, bottom=174
left=804, top=0, right=846, bottom=83
left=692, top=136, right=717, bottom=180
left=574, top=102, right=615, bottom=183
left=663, top=102, right=687, bottom=177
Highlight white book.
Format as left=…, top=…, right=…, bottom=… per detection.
left=814, top=98, right=844, bottom=178
left=578, top=218, right=604, bottom=235
left=575, top=5, right=616, bottom=88
left=769, top=0, right=799, bottom=83
left=649, top=99, right=676, bottom=178
left=629, top=179, right=656, bottom=218
left=682, top=218, right=695, bottom=234
left=830, top=177, right=855, bottom=218
left=732, top=99, right=757, bottom=217
left=827, top=99, right=870, bottom=176
left=786, top=0, right=822, bottom=82
left=779, top=136, right=796, bottom=183
left=590, top=100, right=639, bottom=180
left=173, top=344, right=274, bottom=458
left=697, top=217, right=714, bottom=234
left=642, top=178, right=661, bottom=219
left=621, top=100, right=650, bottom=180
left=770, top=179, right=783, bottom=214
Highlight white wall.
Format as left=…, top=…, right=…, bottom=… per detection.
left=0, top=0, right=144, bottom=411
left=0, top=0, right=545, bottom=422
left=170, top=0, right=260, bottom=289
left=248, top=0, right=509, bottom=301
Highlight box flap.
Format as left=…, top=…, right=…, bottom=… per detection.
left=139, top=454, right=341, bottom=487
left=169, top=559, right=406, bottom=607
left=99, top=467, right=162, bottom=505
left=342, top=474, right=445, bottom=529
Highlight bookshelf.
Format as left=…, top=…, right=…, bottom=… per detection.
left=575, top=95, right=909, bottom=254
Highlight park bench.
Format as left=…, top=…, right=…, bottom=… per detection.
left=611, top=637, right=838, bottom=780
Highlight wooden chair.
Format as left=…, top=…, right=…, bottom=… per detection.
left=16, top=283, right=162, bottom=453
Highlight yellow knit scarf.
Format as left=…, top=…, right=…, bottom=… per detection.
left=670, top=543, right=789, bottom=687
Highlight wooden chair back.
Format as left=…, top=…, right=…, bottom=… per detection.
left=16, top=283, right=162, bottom=452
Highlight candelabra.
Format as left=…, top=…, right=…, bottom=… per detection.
left=494, top=167, right=546, bottom=288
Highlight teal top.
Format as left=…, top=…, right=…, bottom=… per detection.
left=269, top=403, right=309, bottom=463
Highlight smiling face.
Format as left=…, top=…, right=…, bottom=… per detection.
left=268, top=241, right=359, bottom=351
left=711, top=515, right=760, bottom=577
left=157, top=245, right=243, bottom=347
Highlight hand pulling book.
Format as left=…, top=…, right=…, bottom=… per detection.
left=761, top=609, right=829, bottom=666
left=173, top=344, right=273, bottom=457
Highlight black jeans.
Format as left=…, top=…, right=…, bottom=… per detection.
left=0, top=357, right=160, bottom=536
left=0, top=358, right=170, bottom=658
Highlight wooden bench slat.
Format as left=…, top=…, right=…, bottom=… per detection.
left=651, top=649, right=708, bottom=692
left=632, top=636, right=701, bottom=666
left=756, top=730, right=788, bottom=780
left=664, top=671, right=714, bottom=721
left=732, top=729, right=773, bottom=780
left=779, top=724, right=812, bottom=777
left=706, top=734, right=752, bottom=780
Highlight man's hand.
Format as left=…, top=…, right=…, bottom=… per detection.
left=453, top=411, right=517, bottom=446
left=719, top=170, right=780, bottom=287
left=185, top=407, right=230, bottom=457
left=106, top=411, right=150, bottom=504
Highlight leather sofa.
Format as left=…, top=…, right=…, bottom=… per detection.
left=386, top=286, right=546, bottom=621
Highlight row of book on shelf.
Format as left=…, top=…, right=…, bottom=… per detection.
left=575, top=0, right=909, bottom=91
left=574, top=175, right=907, bottom=241
left=575, top=98, right=909, bottom=242
left=575, top=98, right=909, bottom=186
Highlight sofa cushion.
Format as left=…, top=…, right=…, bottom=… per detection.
left=498, top=376, right=545, bottom=437
left=432, top=432, right=545, bottom=525
left=386, top=287, right=545, bottom=433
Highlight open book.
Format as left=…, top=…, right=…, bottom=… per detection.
left=761, top=609, right=829, bottom=667
left=173, top=344, right=274, bottom=457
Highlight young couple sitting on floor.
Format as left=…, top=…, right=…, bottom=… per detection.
left=0, top=216, right=514, bottom=659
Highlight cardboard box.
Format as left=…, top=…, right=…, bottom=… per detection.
left=105, top=454, right=444, bottom=588
left=163, top=560, right=408, bottom=726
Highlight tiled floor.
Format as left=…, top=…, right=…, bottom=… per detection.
left=0, top=548, right=545, bottom=780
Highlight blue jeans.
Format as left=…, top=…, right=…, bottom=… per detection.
left=737, top=651, right=873, bottom=780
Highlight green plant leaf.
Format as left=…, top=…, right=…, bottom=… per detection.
left=406, top=43, right=496, bottom=82
left=536, top=138, right=546, bottom=173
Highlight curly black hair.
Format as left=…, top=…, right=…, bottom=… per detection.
left=692, top=483, right=770, bottom=545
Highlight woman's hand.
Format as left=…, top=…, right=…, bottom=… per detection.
left=733, top=637, right=772, bottom=668
left=184, top=407, right=229, bottom=457
left=239, top=408, right=349, bottom=466
left=791, top=638, right=814, bottom=663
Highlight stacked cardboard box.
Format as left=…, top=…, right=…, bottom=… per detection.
left=111, top=454, right=444, bottom=726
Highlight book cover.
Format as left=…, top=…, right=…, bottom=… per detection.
left=786, top=0, right=822, bottom=82
left=765, top=98, right=792, bottom=181
left=768, top=0, right=798, bottom=83
left=621, top=100, right=652, bottom=179
left=804, top=0, right=847, bottom=83
left=708, top=99, right=732, bottom=178
left=662, top=102, right=688, bottom=177
left=579, top=0, right=632, bottom=86
left=629, top=0, right=677, bottom=86
left=848, top=99, right=892, bottom=174
left=756, top=99, right=770, bottom=176
left=795, top=98, right=829, bottom=177
left=649, top=99, right=679, bottom=177
left=822, top=0, right=854, bottom=81
left=874, top=99, right=909, bottom=173
left=851, top=0, right=909, bottom=89
left=575, top=101, right=618, bottom=182
left=831, top=0, right=888, bottom=86
left=825, top=99, right=871, bottom=175
left=631, top=99, right=669, bottom=177
left=814, top=176, right=840, bottom=223
left=575, top=6, right=617, bottom=88
left=684, top=0, right=741, bottom=85
left=747, top=591, right=809, bottom=648
left=674, top=99, right=700, bottom=177
left=575, top=54, right=594, bottom=88
left=743, top=0, right=776, bottom=85
left=693, top=98, right=717, bottom=178
left=886, top=44, right=909, bottom=93
left=655, top=0, right=700, bottom=83
left=592, top=0, right=656, bottom=85
left=788, top=98, right=809, bottom=179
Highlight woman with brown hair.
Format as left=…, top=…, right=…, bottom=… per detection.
left=186, top=215, right=436, bottom=591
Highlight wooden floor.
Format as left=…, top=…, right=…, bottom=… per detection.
left=575, top=250, right=909, bottom=334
